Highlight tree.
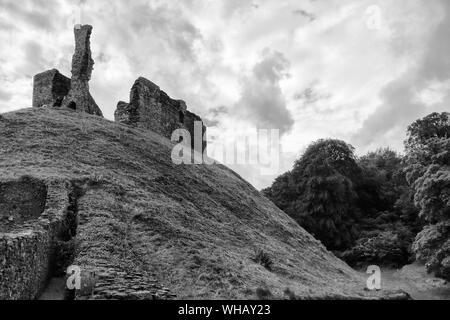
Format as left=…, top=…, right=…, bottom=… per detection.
left=262, top=172, right=296, bottom=213
left=266, top=139, right=361, bottom=250
left=405, top=112, right=450, bottom=223
left=357, top=148, right=404, bottom=215
left=406, top=112, right=450, bottom=153
left=405, top=112, right=450, bottom=281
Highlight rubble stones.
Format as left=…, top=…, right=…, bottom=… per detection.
left=74, top=266, right=176, bottom=300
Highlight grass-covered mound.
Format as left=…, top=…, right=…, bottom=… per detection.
left=0, top=107, right=406, bottom=299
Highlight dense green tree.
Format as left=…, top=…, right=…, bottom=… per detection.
left=356, top=148, right=421, bottom=230
left=405, top=112, right=450, bottom=223
left=265, top=139, right=361, bottom=250
left=405, top=112, right=450, bottom=153
left=405, top=112, right=450, bottom=280
left=264, top=141, right=422, bottom=264
left=357, top=148, right=404, bottom=215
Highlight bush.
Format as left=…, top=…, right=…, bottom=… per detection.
left=412, top=221, right=450, bottom=280
left=429, top=240, right=450, bottom=280
left=341, top=231, right=410, bottom=268
left=264, top=139, right=361, bottom=250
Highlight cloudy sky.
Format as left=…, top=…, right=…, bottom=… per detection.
left=0, top=0, right=449, bottom=189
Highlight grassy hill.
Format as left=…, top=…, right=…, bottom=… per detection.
left=0, top=107, right=406, bottom=299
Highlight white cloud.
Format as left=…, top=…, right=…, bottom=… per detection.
left=0, top=0, right=448, bottom=189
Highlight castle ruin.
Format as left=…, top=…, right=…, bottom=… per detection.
left=33, top=25, right=103, bottom=117
left=115, top=77, right=207, bottom=153
left=61, top=25, right=103, bottom=116
left=33, top=25, right=206, bottom=152
left=32, top=69, right=71, bottom=109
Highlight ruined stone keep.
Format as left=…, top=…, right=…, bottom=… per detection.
left=32, top=25, right=103, bottom=117
left=32, top=25, right=207, bottom=152
left=115, top=77, right=207, bottom=153
left=32, top=69, right=71, bottom=109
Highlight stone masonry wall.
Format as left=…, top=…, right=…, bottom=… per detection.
left=115, top=77, right=206, bottom=153
left=0, top=179, right=72, bottom=300
left=0, top=177, right=177, bottom=300
left=32, top=69, right=71, bottom=108
left=62, top=25, right=103, bottom=117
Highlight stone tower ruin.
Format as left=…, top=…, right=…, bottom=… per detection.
left=32, top=25, right=103, bottom=117
left=32, top=25, right=207, bottom=152
left=115, top=77, right=207, bottom=153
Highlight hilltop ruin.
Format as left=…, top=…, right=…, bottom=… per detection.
left=33, top=25, right=207, bottom=152
left=115, top=77, right=207, bottom=153
left=33, top=25, right=103, bottom=117
left=61, top=25, right=103, bottom=116
left=32, top=69, right=70, bottom=110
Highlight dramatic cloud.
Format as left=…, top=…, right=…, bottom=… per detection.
left=352, top=0, right=450, bottom=151
left=0, top=0, right=449, bottom=189
left=235, top=50, right=294, bottom=136
left=0, top=0, right=61, bottom=32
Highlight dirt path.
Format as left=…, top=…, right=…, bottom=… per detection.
left=358, top=263, right=450, bottom=300
left=39, top=278, right=66, bottom=300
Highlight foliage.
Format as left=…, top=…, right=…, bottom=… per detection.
left=405, top=112, right=450, bottom=154
left=405, top=112, right=450, bottom=281
left=357, top=148, right=405, bottom=214
left=264, top=139, right=361, bottom=250
left=354, top=149, right=422, bottom=252
left=413, top=164, right=450, bottom=222
left=404, top=112, right=450, bottom=222
left=341, top=231, right=410, bottom=268
left=264, top=142, right=421, bottom=260
left=264, top=113, right=450, bottom=271
left=412, top=222, right=450, bottom=281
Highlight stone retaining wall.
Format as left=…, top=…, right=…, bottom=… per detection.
left=0, top=179, right=72, bottom=300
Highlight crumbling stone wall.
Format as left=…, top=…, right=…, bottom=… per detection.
left=0, top=176, right=47, bottom=232
left=32, top=69, right=71, bottom=108
left=0, top=179, right=73, bottom=300
left=32, top=25, right=103, bottom=117
left=115, top=77, right=207, bottom=153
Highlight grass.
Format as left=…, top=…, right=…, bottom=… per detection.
left=0, top=107, right=401, bottom=300
left=254, top=250, right=274, bottom=271
left=256, top=287, right=273, bottom=300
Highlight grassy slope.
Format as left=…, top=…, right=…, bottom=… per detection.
left=0, top=108, right=401, bottom=299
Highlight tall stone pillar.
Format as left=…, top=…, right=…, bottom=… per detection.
left=62, top=25, right=103, bottom=117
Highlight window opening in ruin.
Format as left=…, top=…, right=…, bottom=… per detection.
left=68, top=102, right=77, bottom=110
